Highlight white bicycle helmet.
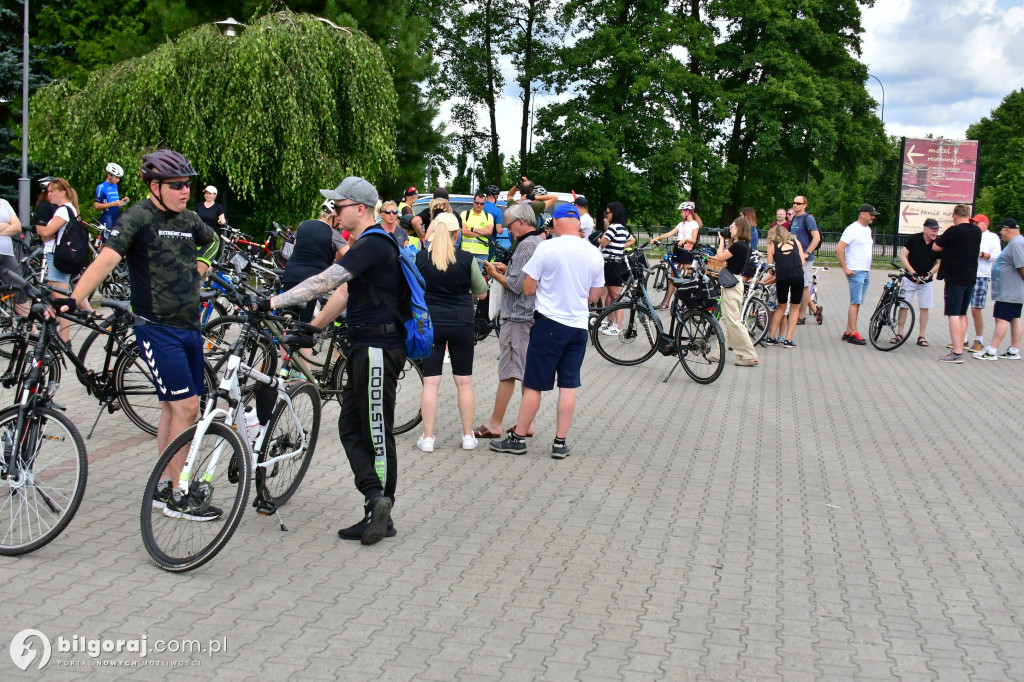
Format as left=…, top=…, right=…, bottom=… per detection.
left=678, top=201, right=695, bottom=211
left=534, top=185, right=548, bottom=196
left=106, top=162, right=124, bottom=178
left=321, top=198, right=335, bottom=213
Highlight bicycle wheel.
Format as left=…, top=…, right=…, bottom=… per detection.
left=674, top=309, right=725, bottom=384
left=394, top=358, right=424, bottom=435
left=743, top=297, right=770, bottom=346
left=591, top=302, right=660, bottom=366
left=141, top=421, right=249, bottom=572
left=0, top=405, right=88, bottom=556
left=113, top=342, right=217, bottom=435
left=257, top=381, right=320, bottom=506
left=649, top=264, right=670, bottom=309
left=869, top=298, right=914, bottom=351
left=0, top=287, right=19, bottom=333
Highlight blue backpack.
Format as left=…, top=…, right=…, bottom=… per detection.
left=360, top=227, right=434, bottom=359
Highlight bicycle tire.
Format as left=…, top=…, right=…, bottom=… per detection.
left=140, top=421, right=250, bottom=572
left=0, top=287, right=19, bottom=333
left=394, top=358, right=424, bottom=435
left=0, top=333, right=62, bottom=408
left=649, top=265, right=670, bottom=310
left=673, top=309, right=725, bottom=384
left=0, top=405, right=88, bottom=556
left=591, top=303, right=660, bottom=366
left=743, top=297, right=770, bottom=346
left=113, top=341, right=217, bottom=435
left=257, top=381, right=320, bottom=506
left=869, top=298, right=914, bottom=351
left=74, top=316, right=130, bottom=381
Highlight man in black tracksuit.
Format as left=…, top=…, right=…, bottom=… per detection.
left=263, top=176, right=406, bottom=545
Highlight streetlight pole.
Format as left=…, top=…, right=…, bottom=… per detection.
left=18, top=0, right=30, bottom=226
left=868, top=73, right=885, bottom=126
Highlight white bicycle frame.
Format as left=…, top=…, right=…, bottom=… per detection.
left=175, top=354, right=307, bottom=496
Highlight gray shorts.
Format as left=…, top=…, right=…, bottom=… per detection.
left=802, top=257, right=815, bottom=287
left=498, top=319, right=534, bottom=381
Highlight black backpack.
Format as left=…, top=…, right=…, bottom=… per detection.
left=53, top=205, right=91, bottom=275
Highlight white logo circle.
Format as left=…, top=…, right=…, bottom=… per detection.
left=10, top=629, right=51, bottom=671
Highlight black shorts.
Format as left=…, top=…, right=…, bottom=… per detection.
left=604, top=260, right=628, bottom=287
left=943, top=282, right=974, bottom=317
left=523, top=314, right=588, bottom=391
left=994, top=301, right=1023, bottom=321
left=775, top=277, right=804, bottom=305
left=421, top=323, right=475, bottom=376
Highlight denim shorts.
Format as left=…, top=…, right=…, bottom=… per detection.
left=847, top=270, right=870, bottom=305
left=523, top=313, right=588, bottom=391
left=45, top=252, right=73, bottom=284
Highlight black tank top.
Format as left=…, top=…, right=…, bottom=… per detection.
left=283, top=219, right=336, bottom=283
left=774, top=241, right=803, bottom=280
left=415, top=248, right=475, bottom=325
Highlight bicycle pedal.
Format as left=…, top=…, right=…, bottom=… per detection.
left=254, top=498, right=278, bottom=516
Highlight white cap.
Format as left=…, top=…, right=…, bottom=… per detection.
left=204, top=185, right=218, bottom=195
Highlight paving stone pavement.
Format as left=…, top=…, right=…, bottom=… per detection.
left=3, top=267, right=1024, bottom=680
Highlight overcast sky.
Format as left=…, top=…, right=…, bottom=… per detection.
left=440, top=0, right=1024, bottom=177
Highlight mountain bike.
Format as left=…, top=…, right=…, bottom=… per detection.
left=868, top=269, right=916, bottom=351
left=140, top=271, right=321, bottom=572
left=0, top=280, right=87, bottom=555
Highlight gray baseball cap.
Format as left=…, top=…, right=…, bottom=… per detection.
left=320, top=176, right=378, bottom=207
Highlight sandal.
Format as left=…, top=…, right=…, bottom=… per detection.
left=916, top=337, right=929, bottom=347
left=890, top=334, right=902, bottom=344
left=814, top=305, right=823, bottom=325
left=655, top=304, right=669, bottom=311
left=472, top=425, right=502, bottom=439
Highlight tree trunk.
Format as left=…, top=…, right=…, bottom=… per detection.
left=519, top=1, right=536, bottom=174
left=484, top=0, right=501, bottom=184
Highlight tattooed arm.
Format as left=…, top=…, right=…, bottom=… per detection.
left=270, top=264, right=353, bottom=310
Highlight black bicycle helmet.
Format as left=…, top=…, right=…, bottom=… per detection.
left=140, top=149, right=198, bottom=180
left=484, top=184, right=500, bottom=197
left=38, top=176, right=56, bottom=188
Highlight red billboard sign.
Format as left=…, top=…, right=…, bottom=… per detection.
left=900, top=138, right=978, bottom=204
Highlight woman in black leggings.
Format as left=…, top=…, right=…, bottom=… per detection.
left=415, top=213, right=488, bottom=452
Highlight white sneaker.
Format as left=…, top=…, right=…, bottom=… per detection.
left=1000, top=350, right=1022, bottom=360
left=599, top=320, right=611, bottom=330
left=416, top=435, right=434, bottom=452
left=462, top=434, right=478, bottom=450
left=600, top=326, right=621, bottom=336
left=974, top=350, right=998, bottom=361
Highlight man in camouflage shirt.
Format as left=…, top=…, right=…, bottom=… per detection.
left=68, top=149, right=220, bottom=521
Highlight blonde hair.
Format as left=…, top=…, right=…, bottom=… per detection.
left=768, top=224, right=793, bottom=245
left=429, top=213, right=459, bottom=271
left=48, top=178, right=79, bottom=213
left=381, top=200, right=397, bottom=212
left=429, top=197, right=452, bottom=217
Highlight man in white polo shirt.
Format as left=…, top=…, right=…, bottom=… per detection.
left=490, top=203, right=604, bottom=459
left=966, top=214, right=1002, bottom=351
left=837, top=203, right=877, bottom=345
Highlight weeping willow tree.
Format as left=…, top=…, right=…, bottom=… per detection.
left=28, top=11, right=397, bottom=229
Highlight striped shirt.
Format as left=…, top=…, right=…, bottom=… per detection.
left=602, top=223, right=630, bottom=260
left=500, top=234, right=545, bottom=322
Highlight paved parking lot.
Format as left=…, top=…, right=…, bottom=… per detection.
left=3, top=267, right=1024, bottom=680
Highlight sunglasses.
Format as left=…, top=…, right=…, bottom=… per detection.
left=162, top=180, right=192, bottom=190
left=473, top=201, right=485, bottom=206
left=333, top=202, right=359, bottom=213
left=792, top=201, right=805, bottom=205
left=381, top=209, right=398, bottom=215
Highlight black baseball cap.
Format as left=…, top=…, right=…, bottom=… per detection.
left=922, top=218, right=940, bottom=229
left=999, top=218, right=1020, bottom=229
left=859, top=203, right=879, bottom=216
left=573, top=196, right=588, bottom=207
left=433, top=187, right=450, bottom=199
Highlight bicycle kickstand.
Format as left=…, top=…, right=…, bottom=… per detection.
left=86, top=405, right=105, bottom=440
left=254, top=497, right=288, bottom=532
left=663, top=360, right=680, bottom=383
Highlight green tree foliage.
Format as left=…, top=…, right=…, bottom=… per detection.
left=967, top=88, right=1024, bottom=219
left=533, top=0, right=884, bottom=230
left=28, top=11, right=397, bottom=229
left=990, top=139, right=1024, bottom=221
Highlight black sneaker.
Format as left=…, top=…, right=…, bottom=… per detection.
left=551, top=442, right=571, bottom=459
left=338, top=514, right=396, bottom=540
left=361, top=494, right=393, bottom=545
left=162, top=488, right=223, bottom=522
left=151, top=481, right=174, bottom=510
left=490, top=434, right=527, bottom=454
left=782, top=339, right=797, bottom=349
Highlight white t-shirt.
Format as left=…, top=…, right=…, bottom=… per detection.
left=977, top=229, right=1002, bottom=278
left=44, top=202, right=76, bottom=254
left=522, top=234, right=605, bottom=329
left=839, top=221, right=873, bottom=271
left=676, top=219, right=699, bottom=246
left=0, top=198, right=15, bottom=257
left=579, top=212, right=595, bottom=239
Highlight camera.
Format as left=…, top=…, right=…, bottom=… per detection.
left=707, top=227, right=730, bottom=239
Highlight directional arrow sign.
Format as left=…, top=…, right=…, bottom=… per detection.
left=900, top=138, right=978, bottom=203
left=901, top=205, right=918, bottom=223
left=898, top=202, right=958, bottom=235
left=906, top=145, right=923, bottom=164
